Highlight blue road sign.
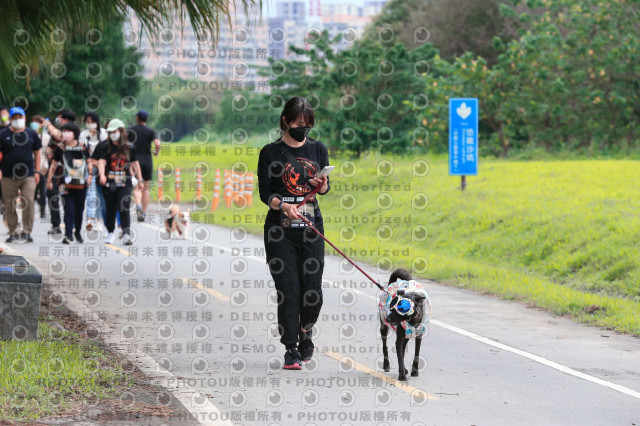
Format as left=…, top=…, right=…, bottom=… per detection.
left=449, top=98, right=478, bottom=175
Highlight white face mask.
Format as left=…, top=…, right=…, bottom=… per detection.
left=86, top=123, right=97, bottom=130
left=62, top=131, right=74, bottom=142
left=110, top=131, right=120, bottom=141
left=11, top=119, right=25, bottom=129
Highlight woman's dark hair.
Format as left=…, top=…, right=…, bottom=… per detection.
left=61, top=122, right=81, bottom=141
left=278, top=97, right=314, bottom=138
left=59, top=108, right=76, bottom=122
left=84, top=112, right=101, bottom=132
left=31, top=115, right=44, bottom=124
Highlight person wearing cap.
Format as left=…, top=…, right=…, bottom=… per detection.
left=0, top=107, right=42, bottom=242
left=42, top=108, right=76, bottom=235
left=128, top=110, right=160, bottom=222
left=96, top=118, right=143, bottom=245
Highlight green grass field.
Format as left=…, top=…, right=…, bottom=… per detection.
left=152, top=140, right=640, bottom=335
left=0, top=316, right=130, bottom=421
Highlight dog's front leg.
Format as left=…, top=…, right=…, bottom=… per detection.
left=411, top=336, right=422, bottom=377
left=380, top=320, right=390, bottom=372
left=396, top=327, right=407, bottom=381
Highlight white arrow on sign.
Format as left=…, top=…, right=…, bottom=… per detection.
left=456, top=102, right=472, bottom=120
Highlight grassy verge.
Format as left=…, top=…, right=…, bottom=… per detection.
left=152, top=140, right=640, bottom=335
left=0, top=315, right=131, bottom=421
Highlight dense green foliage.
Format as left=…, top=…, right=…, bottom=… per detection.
left=256, top=0, right=640, bottom=157
left=13, top=18, right=141, bottom=120
left=0, top=0, right=254, bottom=98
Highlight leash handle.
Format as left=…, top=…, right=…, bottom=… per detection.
left=296, top=178, right=324, bottom=208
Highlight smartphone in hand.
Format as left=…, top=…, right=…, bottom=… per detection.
left=316, top=165, right=335, bottom=178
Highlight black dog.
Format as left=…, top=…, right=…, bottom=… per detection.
left=378, top=268, right=430, bottom=381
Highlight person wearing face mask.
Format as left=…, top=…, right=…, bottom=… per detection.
left=28, top=115, right=48, bottom=218
left=95, top=119, right=143, bottom=245
left=46, top=122, right=91, bottom=244
left=79, top=112, right=108, bottom=232
left=0, top=107, right=42, bottom=242
left=257, top=96, right=331, bottom=370
left=42, top=108, right=76, bottom=235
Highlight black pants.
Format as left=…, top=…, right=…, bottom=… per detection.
left=102, top=184, right=132, bottom=234
left=62, top=187, right=87, bottom=238
left=36, top=172, right=46, bottom=212
left=264, top=224, right=325, bottom=346
left=47, top=178, right=61, bottom=228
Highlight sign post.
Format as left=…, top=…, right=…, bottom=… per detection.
left=449, top=98, right=478, bottom=190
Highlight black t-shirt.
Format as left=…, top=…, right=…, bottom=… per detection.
left=0, top=126, right=43, bottom=178
left=127, top=124, right=156, bottom=157
left=91, top=140, right=109, bottom=162
left=257, top=137, right=331, bottom=228
left=96, top=141, right=138, bottom=175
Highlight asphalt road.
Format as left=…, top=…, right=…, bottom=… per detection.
left=3, top=208, right=640, bottom=426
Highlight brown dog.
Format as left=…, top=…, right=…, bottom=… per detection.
left=164, top=206, right=190, bottom=239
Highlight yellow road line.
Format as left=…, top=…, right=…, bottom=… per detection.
left=322, top=351, right=438, bottom=401
left=104, top=243, right=132, bottom=256
left=181, top=277, right=230, bottom=302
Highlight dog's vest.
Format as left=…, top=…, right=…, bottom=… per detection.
left=378, top=279, right=431, bottom=338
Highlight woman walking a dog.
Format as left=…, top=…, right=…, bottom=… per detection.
left=95, top=119, right=143, bottom=246
left=257, top=97, right=331, bottom=370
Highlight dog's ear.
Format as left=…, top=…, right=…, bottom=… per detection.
left=389, top=268, right=412, bottom=284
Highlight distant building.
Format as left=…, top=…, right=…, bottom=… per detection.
left=125, top=0, right=388, bottom=89
left=126, top=2, right=271, bottom=91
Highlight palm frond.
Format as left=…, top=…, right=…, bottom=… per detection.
left=0, top=0, right=262, bottom=101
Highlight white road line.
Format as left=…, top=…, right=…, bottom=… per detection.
left=8, top=247, right=232, bottom=426
left=342, top=283, right=640, bottom=401
left=429, top=319, right=640, bottom=400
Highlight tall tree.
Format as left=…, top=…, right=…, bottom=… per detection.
left=22, top=17, right=142, bottom=119
left=0, top=0, right=262, bottom=101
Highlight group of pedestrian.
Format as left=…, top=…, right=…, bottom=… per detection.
left=0, top=106, right=159, bottom=245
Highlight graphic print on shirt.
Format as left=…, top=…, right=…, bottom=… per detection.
left=110, top=152, right=128, bottom=173
left=283, top=158, right=319, bottom=195
left=109, top=152, right=129, bottom=186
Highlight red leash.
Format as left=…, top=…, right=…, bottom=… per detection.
left=291, top=182, right=384, bottom=291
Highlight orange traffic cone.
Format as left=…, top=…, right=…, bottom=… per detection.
left=211, top=169, right=220, bottom=211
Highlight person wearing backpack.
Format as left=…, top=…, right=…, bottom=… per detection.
left=46, top=122, right=92, bottom=244
left=96, top=119, right=142, bottom=245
